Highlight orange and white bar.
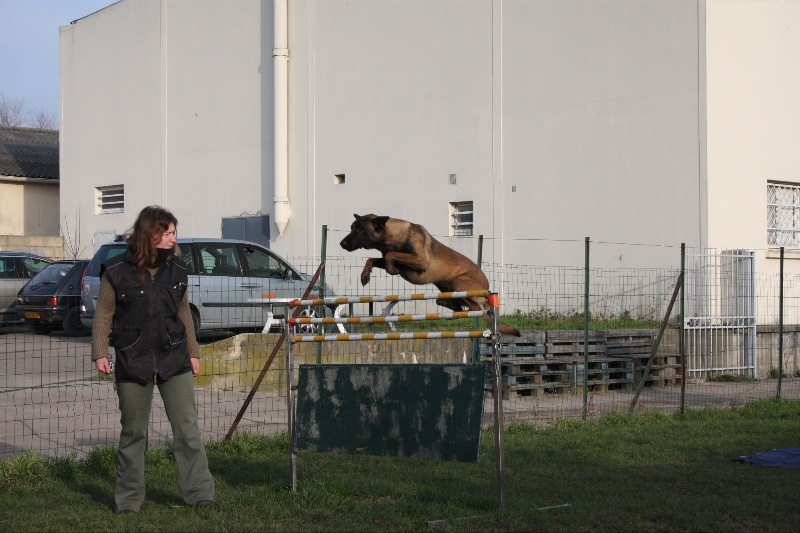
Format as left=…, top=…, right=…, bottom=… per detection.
left=288, top=290, right=489, bottom=308
left=290, top=330, right=490, bottom=343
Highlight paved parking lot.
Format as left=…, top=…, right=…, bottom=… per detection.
left=2, top=326, right=799, bottom=459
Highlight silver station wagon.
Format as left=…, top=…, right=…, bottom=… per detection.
left=80, top=238, right=333, bottom=333
left=0, top=251, right=54, bottom=325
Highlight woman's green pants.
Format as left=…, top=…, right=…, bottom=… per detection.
left=114, top=371, right=215, bottom=512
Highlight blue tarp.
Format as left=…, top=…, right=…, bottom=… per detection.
left=738, top=448, right=800, bottom=469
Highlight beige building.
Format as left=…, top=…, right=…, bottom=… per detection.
left=0, top=126, right=63, bottom=258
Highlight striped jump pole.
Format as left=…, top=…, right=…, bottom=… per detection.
left=290, top=330, right=490, bottom=343
left=288, top=290, right=489, bottom=308
left=287, top=309, right=486, bottom=328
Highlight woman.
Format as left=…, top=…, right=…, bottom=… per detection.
left=93, top=205, right=215, bottom=515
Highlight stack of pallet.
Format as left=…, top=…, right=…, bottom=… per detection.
left=605, top=330, right=682, bottom=387
left=481, top=329, right=680, bottom=400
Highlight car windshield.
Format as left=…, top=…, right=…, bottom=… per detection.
left=28, top=263, right=76, bottom=287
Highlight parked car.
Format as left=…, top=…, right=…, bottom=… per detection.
left=16, top=259, right=91, bottom=336
left=0, top=252, right=54, bottom=325
left=80, top=238, right=334, bottom=333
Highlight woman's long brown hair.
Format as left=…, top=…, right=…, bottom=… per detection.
left=126, top=205, right=178, bottom=284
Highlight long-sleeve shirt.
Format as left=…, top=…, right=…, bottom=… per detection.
left=91, top=268, right=200, bottom=361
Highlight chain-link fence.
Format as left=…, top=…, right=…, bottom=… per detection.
left=2, top=239, right=799, bottom=460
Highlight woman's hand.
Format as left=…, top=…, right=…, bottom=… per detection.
left=95, top=358, right=112, bottom=375
left=191, top=357, right=200, bottom=376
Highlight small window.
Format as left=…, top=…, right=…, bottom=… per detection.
left=96, top=185, right=125, bottom=214
left=335, top=174, right=345, bottom=184
left=767, top=181, right=800, bottom=248
left=449, top=201, right=473, bottom=237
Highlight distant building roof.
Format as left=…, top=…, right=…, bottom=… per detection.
left=0, top=126, right=59, bottom=181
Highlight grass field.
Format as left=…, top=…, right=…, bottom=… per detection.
left=1, top=398, right=799, bottom=532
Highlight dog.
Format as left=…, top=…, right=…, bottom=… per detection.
left=340, top=214, right=521, bottom=336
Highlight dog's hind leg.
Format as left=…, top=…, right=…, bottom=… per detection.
left=436, top=298, right=464, bottom=312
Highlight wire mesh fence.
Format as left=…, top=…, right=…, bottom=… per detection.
left=1, top=240, right=799, bottom=460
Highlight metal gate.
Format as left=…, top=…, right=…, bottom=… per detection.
left=684, top=249, right=757, bottom=377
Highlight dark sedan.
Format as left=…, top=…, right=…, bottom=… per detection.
left=16, top=259, right=91, bottom=337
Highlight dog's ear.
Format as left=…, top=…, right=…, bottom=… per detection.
left=372, top=216, right=390, bottom=233
left=353, top=214, right=360, bottom=220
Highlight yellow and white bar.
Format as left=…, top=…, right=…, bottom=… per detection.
left=290, top=330, right=490, bottom=343
left=289, top=290, right=489, bottom=308
left=289, top=309, right=486, bottom=326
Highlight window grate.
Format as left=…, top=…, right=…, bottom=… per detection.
left=767, top=182, right=800, bottom=248
left=96, top=185, right=125, bottom=214
left=449, top=201, right=473, bottom=237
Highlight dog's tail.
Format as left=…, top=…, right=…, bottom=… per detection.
left=498, top=322, right=521, bottom=337
left=477, top=298, right=520, bottom=337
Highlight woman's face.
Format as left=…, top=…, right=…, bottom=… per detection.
left=156, top=223, right=177, bottom=250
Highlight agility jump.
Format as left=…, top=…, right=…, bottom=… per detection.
left=284, top=290, right=507, bottom=508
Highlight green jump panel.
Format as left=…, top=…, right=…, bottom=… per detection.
left=296, top=364, right=485, bottom=462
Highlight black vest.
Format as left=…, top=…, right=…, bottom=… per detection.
left=101, top=250, right=192, bottom=384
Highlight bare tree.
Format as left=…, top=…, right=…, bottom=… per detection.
left=28, top=109, right=58, bottom=130
left=0, top=92, right=26, bottom=126
left=62, top=212, right=85, bottom=260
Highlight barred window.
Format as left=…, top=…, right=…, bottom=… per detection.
left=449, top=201, right=473, bottom=237
left=96, top=185, right=124, bottom=214
left=767, top=181, right=800, bottom=248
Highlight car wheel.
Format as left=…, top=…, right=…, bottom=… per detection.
left=63, top=306, right=91, bottom=337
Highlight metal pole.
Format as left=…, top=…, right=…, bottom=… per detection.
left=778, top=247, right=784, bottom=398
left=317, top=225, right=327, bottom=364
left=287, top=303, right=297, bottom=492
left=489, top=292, right=505, bottom=509
left=629, top=272, right=683, bottom=413
left=680, top=243, right=686, bottom=415
left=472, top=235, right=484, bottom=364
left=583, top=237, right=590, bottom=419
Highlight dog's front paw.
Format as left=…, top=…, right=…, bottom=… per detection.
left=360, top=272, right=371, bottom=286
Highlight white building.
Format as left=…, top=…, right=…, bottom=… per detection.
left=58, top=0, right=800, bottom=277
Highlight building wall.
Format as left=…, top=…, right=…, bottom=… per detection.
left=61, top=0, right=703, bottom=269
left=287, top=0, right=703, bottom=268
left=706, top=1, right=800, bottom=273
left=59, top=0, right=269, bottom=253
left=0, top=181, right=60, bottom=236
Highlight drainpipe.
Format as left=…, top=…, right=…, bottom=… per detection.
left=273, top=0, right=291, bottom=235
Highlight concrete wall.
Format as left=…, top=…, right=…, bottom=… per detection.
left=288, top=0, right=703, bottom=267
left=706, top=2, right=800, bottom=273
left=0, top=181, right=60, bottom=237
left=59, top=0, right=270, bottom=250
left=61, top=0, right=703, bottom=270
left=0, top=235, right=65, bottom=259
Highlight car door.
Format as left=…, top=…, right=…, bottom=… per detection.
left=238, top=243, right=307, bottom=326
left=193, top=242, right=252, bottom=329
left=0, top=255, right=52, bottom=322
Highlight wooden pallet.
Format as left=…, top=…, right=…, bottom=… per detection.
left=546, top=330, right=606, bottom=357
left=624, top=353, right=683, bottom=387
left=604, top=329, right=657, bottom=357
left=480, top=331, right=546, bottom=357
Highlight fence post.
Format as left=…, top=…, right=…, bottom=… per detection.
left=472, top=235, right=484, bottom=364
left=582, top=237, right=590, bottom=420
left=680, top=243, right=686, bottom=415
left=778, top=246, right=784, bottom=398
left=317, top=225, right=327, bottom=365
